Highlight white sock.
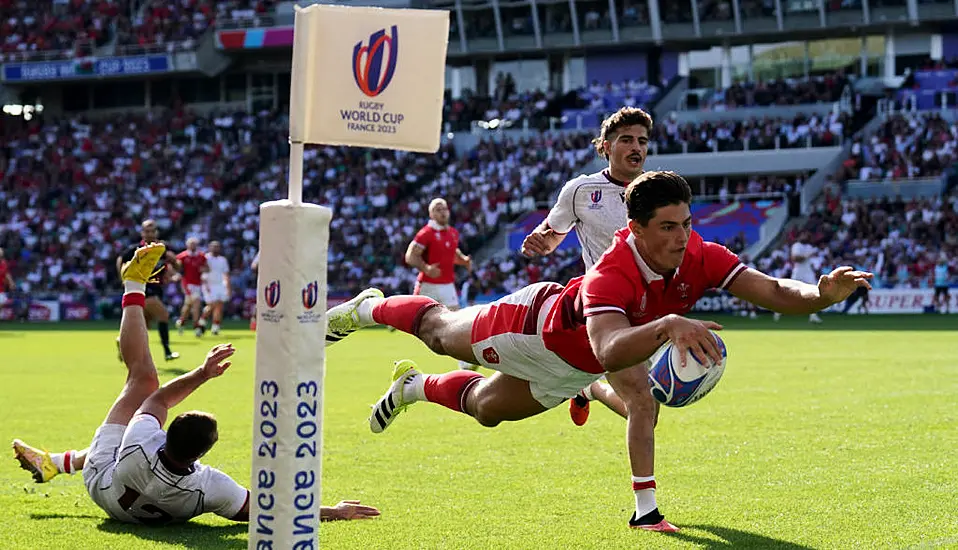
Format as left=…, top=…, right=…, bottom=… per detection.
left=580, top=383, right=595, bottom=402
left=356, top=297, right=384, bottom=326
left=401, top=373, right=426, bottom=403
left=51, top=451, right=76, bottom=475
left=632, top=475, right=658, bottom=518
left=212, top=323, right=220, bottom=331
left=123, top=281, right=146, bottom=295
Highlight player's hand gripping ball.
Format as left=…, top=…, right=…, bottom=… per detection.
left=647, top=331, right=727, bottom=407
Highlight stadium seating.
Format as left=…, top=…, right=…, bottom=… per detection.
left=761, top=190, right=958, bottom=288
left=651, top=112, right=850, bottom=154
left=698, top=72, right=850, bottom=110
left=0, top=108, right=276, bottom=298
left=838, top=112, right=957, bottom=183
left=0, top=0, right=126, bottom=61
left=0, top=1, right=281, bottom=61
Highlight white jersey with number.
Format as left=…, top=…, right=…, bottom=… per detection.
left=546, top=170, right=629, bottom=268
left=99, top=414, right=248, bottom=524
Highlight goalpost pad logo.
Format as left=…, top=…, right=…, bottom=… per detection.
left=297, top=281, right=322, bottom=324
left=261, top=280, right=284, bottom=323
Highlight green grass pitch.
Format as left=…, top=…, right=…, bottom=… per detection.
left=1, top=316, right=956, bottom=549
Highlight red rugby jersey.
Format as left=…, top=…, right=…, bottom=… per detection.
left=542, top=228, right=745, bottom=374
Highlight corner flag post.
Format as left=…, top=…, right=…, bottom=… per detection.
left=249, top=4, right=448, bottom=549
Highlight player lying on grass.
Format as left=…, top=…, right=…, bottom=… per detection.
left=325, top=171, right=872, bottom=532
left=12, top=243, right=379, bottom=525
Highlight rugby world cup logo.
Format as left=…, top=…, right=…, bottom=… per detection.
left=302, top=281, right=319, bottom=310
left=352, top=25, right=399, bottom=97
left=589, top=189, right=603, bottom=210
left=264, top=280, right=281, bottom=309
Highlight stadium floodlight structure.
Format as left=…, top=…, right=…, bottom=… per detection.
left=250, top=4, right=448, bottom=549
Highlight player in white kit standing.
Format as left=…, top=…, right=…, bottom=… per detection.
left=522, top=107, right=678, bottom=528
left=11, top=244, right=379, bottom=524
left=403, top=197, right=474, bottom=369
left=775, top=232, right=822, bottom=323
left=202, top=241, right=232, bottom=336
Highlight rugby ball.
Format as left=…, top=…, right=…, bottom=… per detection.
left=647, top=331, right=727, bottom=407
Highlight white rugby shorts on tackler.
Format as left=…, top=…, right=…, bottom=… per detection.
left=414, top=281, right=460, bottom=308
left=182, top=283, right=202, bottom=299
left=82, top=423, right=127, bottom=516
left=203, top=284, right=228, bottom=303
left=469, top=282, right=604, bottom=408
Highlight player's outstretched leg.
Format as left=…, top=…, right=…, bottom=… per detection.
left=327, top=289, right=478, bottom=364
left=369, top=359, right=548, bottom=433
left=13, top=244, right=166, bottom=486
left=325, top=288, right=386, bottom=345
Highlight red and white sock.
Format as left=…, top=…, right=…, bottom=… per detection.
left=368, top=296, right=440, bottom=335
left=51, top=451, right=77, bottom=475
left=402, top=370, right=484, bottom=413
left=632, top=475, right=658, bottom=517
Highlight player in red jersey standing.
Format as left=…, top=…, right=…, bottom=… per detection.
left=403, top=198, right=473, bottom=369
left=175, top=238, right=209, bottom=337
left=326, top=171, right=873, bottom=530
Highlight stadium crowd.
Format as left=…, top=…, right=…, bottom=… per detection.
left=699, top=71, right=850, bottom=110
left=0, top=107, right=280, bottom=303
left=0, top=0, right=279, bottom=61
left=837, top=112, right=958, bottom=183
left=0, top=0, right=125, bottom=61
left=760, top=190, right=958, bottom=289
left=651, top=111, right=851, bottom=153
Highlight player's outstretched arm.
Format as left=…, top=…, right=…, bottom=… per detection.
left=224, top=498, right=379, bottom=523
left=321, top=500, right=381, bottom=521
left=136, top=343, right=235, bottom=426
left=727, top=266, right=873, bottom=315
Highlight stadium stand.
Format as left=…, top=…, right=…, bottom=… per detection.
left=699, top=72, right=850, bottom=110
left=838, top=112, right=957, bottom=182
left=762, top=190, right=958, bottom=289
left=0, top=108, right=277, bottom=298
left=0, top=0, right=125, bottom=61
left=650, top=112, right=851, bottom=153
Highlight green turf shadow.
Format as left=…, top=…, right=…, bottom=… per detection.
left=664, top=524, right=815, bottom=549
left=30, top=512, right=105, bottom=521
left=96, top=520, right=247, bottom=549
left=158, top=367, right=192, bottom=375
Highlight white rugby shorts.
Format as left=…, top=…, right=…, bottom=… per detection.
left=203, top=285, right=228, bottom=303
left=414, top=282, right=460, bottom=308
left=469, top=282, right=603, bottom=408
